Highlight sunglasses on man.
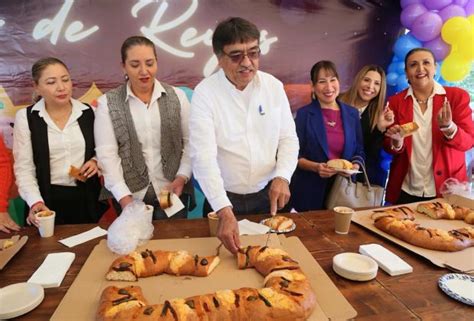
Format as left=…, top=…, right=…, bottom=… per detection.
left=222, top=48, right=261, bottom=63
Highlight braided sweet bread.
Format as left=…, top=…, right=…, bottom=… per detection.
left=374, top=216, right=474, bottom=252
left=106, top=249, right=220, bottom=281
left=97, top=246, right=316, bottom=321
left=417, top=202, right=474, bottom=224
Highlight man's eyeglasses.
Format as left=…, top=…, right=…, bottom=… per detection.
left=222, top=48, right=261, bottom=63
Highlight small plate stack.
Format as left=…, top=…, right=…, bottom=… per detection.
left=332, top=252, right=378, bottom=281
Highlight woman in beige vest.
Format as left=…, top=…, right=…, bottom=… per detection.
left=94, top=36, right=194, bottom=219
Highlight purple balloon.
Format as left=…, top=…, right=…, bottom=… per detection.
left=453, top=0, right=468, bottom=6
left=424, top=37, right=451, bottom=60
left=465, top=0, right=474, bottom=15
left=401, top=4, right=427, bottom=28
left=439, top=4, right=466, bottom=21
left=423, top=0, right=453, bottom=10
left=411, top=12, right=443, bottom=42
left=401, top=0, right=422, bottom=8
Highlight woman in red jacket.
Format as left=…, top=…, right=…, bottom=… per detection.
left=0, top=135, right=20, bottom=233
left=384, top=48, right=474, bottom=204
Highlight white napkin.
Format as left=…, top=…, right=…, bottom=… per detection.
left=238, top=219, right=271, bottom=235
left=164, top=194, right=185, bottom=217
left=27, top=252, right=75, bottom=288
left=59, top=226, right=107, bottom=248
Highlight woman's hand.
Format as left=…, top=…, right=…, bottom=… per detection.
left=437, top=97, right=452, bottom=128
left=26, top=202, right=50, bottom=227
left=377, top=102, right=395, bottom=132
left=316, top=163, right=338, bottom=178
left=166, top=175, right=187, bottom=197
left=385, top=125, right=404, bottom=150
left=0, top=212, right=20, bottom=233
left=80, top=159, right=99, bottom=179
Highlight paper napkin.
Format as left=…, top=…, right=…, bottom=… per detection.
left=59, top=226, right=107, bottom=248
left=28, top=252, right=75, bottom=288
left=164, top=193, right=185, bottom=217
left=238, top=219, right=271, bottom=235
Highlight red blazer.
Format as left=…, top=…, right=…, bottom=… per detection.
left=0, top=136, right=13, bottom=212
left=384, top=86, right=474, bottom=203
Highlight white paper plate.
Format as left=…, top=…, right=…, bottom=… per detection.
left=333, top=252, right=378, bottom=281
left=0, top=282, right=44, bottom=319
left=438, top=273, right=474, bottom=306
left=332, top=168, right=362, bottom=175
left=259, top=218, right=296, bottom=234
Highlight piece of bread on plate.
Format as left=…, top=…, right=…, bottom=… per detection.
left=327, top=159, right=353, bottom=170
left=263, top=216, right=294, bottom=231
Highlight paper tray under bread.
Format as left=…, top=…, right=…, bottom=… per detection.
left=352, top=198, right=474, bottom=272
left=51, top=234, right=356, bottom=321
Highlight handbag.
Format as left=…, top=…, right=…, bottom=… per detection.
left=325, top=160, right=385, bottom=209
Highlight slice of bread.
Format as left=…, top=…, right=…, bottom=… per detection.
left=69, top=165, right=87, bottom=182
left=400, top=122, right=419, bottom=137
left=327, top=159, right=353, bottom=170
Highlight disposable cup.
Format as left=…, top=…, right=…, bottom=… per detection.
left=35, top=210, right=56, bottom=238
left=333, top=206, right=354, bottom=235
left=207, top=212, right=219, bottom=237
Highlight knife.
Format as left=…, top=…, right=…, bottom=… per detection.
left=264, top=215, right=275, bottom=247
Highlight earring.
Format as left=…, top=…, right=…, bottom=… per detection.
left=124, top=74, right=129, bottom=80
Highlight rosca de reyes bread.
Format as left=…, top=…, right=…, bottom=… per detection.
left=371, top=206, right=416, bottom=221
left=106, top=249, right=220, bottom=281
left=327, top=159, right=353, bottom=170
left=417, top=202, right=474, bottom=224
left=400, top=121, right=419, bottom=136
left=97, top=246, right=317, bottom=321
left=373, top=216, right=474, bottom=252
left=263, top=216, right=294, bottom=231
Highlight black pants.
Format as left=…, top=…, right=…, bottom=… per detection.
left=203, top=184, right=290, bottom=215
left=49, top=185, right=96, bottom=224
left=396, top=190, right=436, bottom=205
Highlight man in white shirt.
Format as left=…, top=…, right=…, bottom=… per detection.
left=190, top=17, right=299, bottom=253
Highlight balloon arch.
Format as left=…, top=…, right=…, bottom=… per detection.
left=386, top=0, right=474, bottom=96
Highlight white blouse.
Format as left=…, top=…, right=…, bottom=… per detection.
left=13, top=98, right=89, bottom=207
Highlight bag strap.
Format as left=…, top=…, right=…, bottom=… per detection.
left=352, top=159, right=372, bottom=190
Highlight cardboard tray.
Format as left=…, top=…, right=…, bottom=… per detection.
left=51, top=234, right=356, bottom=320
left=0, top=235, right=28, bottom=270
left=352, top=198, right=474, bottom=272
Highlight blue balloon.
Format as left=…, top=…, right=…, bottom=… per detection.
left=381, top=159, right=392, bottom=171
left=386, top=72, right=399, bottom=86
left=387, top=62, right=397, bottom=74
left=396, top=75, right=409, bottom=92
left=393, top=33, right=423, bottom=60
left=434, top=62, right=442, bottom=81
left=395, top=61, right=406, bottom=75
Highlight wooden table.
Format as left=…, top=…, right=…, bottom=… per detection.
left=0, top=211, right=472, bottom=320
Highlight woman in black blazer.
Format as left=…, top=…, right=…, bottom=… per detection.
left=339, top=65, right=393, bottom=187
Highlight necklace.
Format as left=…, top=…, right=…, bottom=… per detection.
left=416, top=98, right=428, bottom=104
left=327, top=121, right=336, bottom=127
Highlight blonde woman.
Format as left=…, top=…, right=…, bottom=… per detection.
left=340, top=65, right=393, bottom=186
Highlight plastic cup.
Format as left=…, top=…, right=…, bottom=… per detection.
left=35, top=210, right=56, bottom=238
left=208, top=212, right=219, bottom=236
left=333, top=206, right=354, bottom=235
